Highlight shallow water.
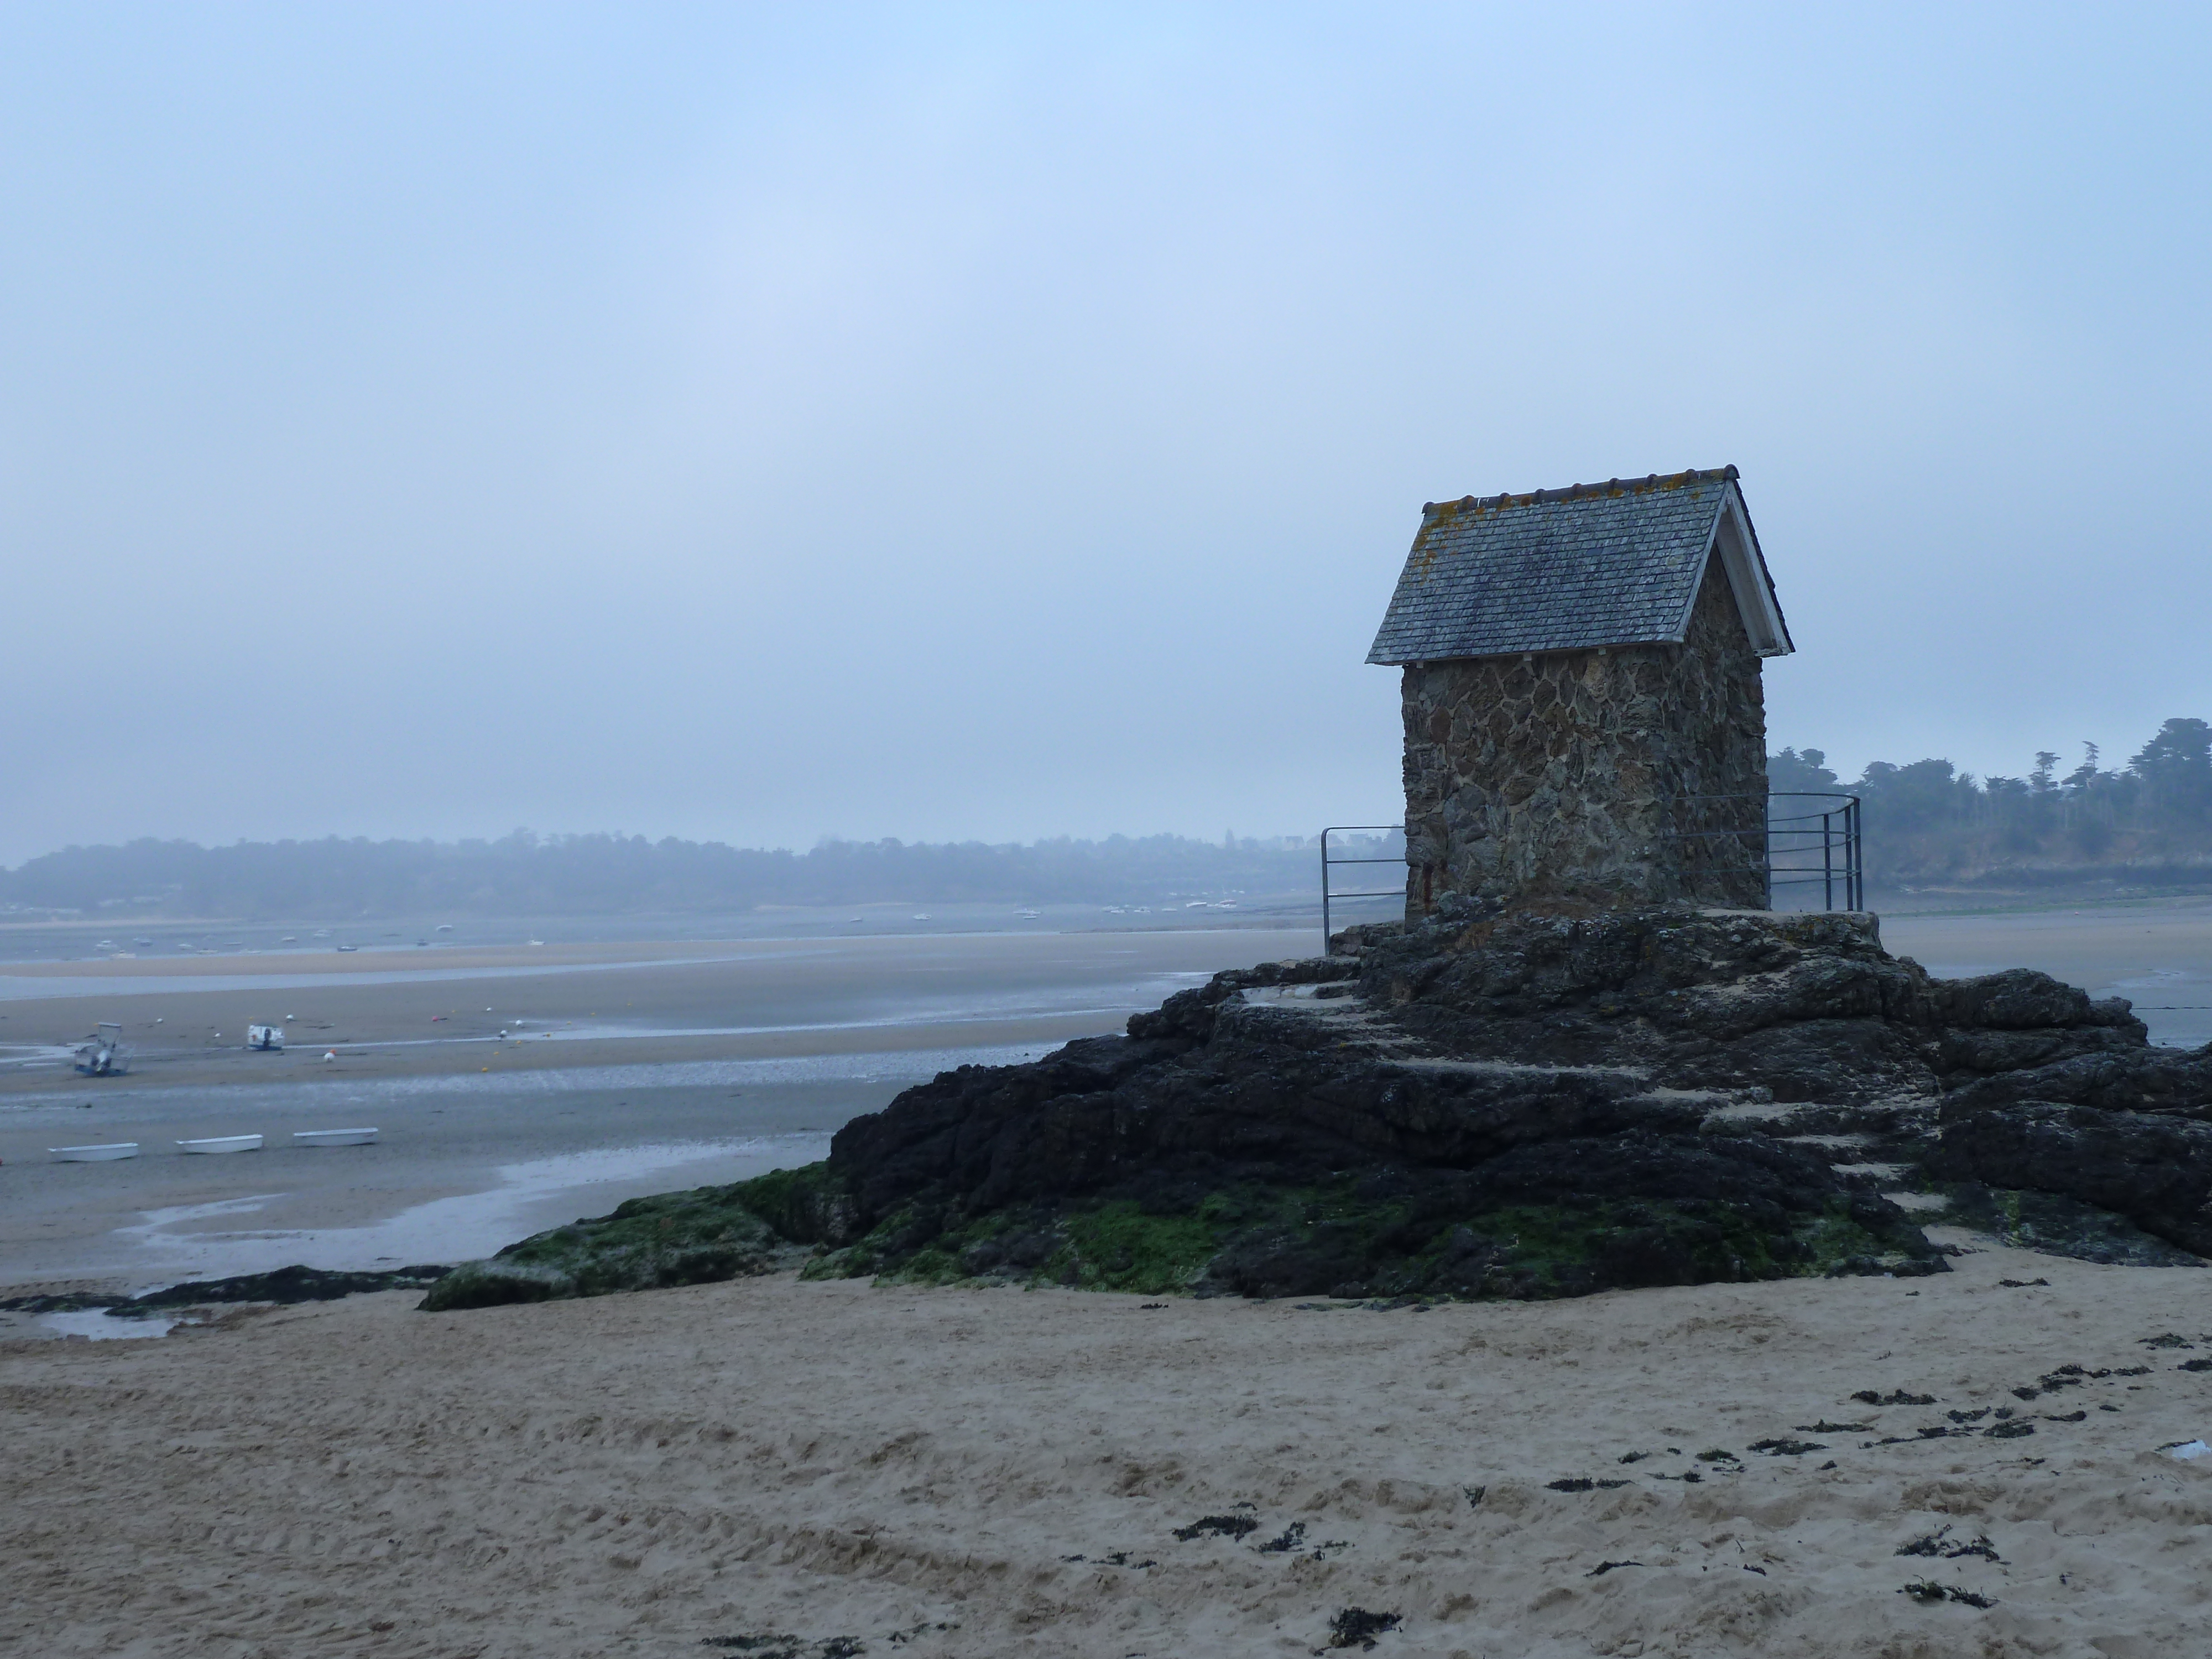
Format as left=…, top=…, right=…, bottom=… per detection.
left=1, top=1041, right=1060, bottom=1117
left=35, top=1310, right=176, bottom=1340
left=112, top=1134, right=832, bottom=1281
left=1, top=1039, right=1060, bottom=1288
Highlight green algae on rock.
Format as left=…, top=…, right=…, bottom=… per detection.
left=419, top=1185, right=804, bottom=1311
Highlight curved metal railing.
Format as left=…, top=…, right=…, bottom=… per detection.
left=1663, top=791, right=1863, bottom=911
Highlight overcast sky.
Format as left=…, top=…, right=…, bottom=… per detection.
left=4, top=3, right=2206, bottom=864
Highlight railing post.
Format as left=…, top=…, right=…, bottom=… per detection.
left=1851, top=799, right=1864, bottom=910
left=1822, top=808, right=1834, bottom=910
left=1319, top=829, right=1332, bottom=956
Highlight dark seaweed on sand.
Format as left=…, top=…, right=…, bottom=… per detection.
left=1327, top=1608, right=1402, bottom=1650
left=1173, top=1514, right=1259, bottom=1541
left=1901, top=1580, right=1997, bottom=1609
left=1897, top=1526, right=2001, bottom=1563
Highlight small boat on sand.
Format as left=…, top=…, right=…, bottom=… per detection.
left=293, top=1128, right=378, bottom=1147
left=50, top=1143, right=139, bottom=1162
left=177, top=1134, right=264, bottom=1155
left=73, top=1022, right=131, bottom=1076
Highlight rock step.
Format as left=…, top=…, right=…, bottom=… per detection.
left=1778, top=1133, right=1877, bottom=1152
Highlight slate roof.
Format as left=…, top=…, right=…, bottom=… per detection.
left=1366, top=466, right=1791, bottom=665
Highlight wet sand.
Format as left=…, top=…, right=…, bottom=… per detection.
left=0, top=930, right=1313, bottom=1293
left=6, top=1235, right=2211, bottom=1655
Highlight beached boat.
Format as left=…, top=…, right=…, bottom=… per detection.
left=293, top=1127, right=378, bottom=1147
left=73, top=1022, right=131, bottom=1076
left=49, top=1143, right=138, bottom=1162
left=246, top=1024, right=284, bottom=1051
left=177, top=1134, right=264, bottom=1155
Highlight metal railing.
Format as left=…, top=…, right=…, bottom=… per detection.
left=1327, top=794, right=1864, bottom=936
left=1663, top=791, right=1864, bottom=911
left=1765, top=791, right=1863, bottom=910
left=1320, top=825, right=1407, bottom=952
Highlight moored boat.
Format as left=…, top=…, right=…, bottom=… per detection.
left=176, top=1134, right=264, bottom=1154
left=49, top=1143, right=139, bottom=1162
left=293, top=1127, right=378, bottom=1147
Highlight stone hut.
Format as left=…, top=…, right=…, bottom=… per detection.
left=1367, top=466, right=1791, bottom=915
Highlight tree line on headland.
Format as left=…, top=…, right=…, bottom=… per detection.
left=4, top=717, right=2204, bottom=919
left=1773, top=716, right=2212, bottom=893
left=0, top=830, right=1332, bottom=920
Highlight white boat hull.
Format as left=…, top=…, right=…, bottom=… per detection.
left=293, top=1128, right=378, bottom=1147
left=177, top=1134, right=264, bottom=1155
left=49, top=1143, right=139, bottom=1162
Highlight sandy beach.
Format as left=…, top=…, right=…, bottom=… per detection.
left=6, top=1233, right=2211, bottom=1656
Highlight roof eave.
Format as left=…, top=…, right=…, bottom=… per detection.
left=1670, top=481, right=1792, bottom=658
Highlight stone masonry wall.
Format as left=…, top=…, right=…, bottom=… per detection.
left=1400, top=559, right=1768, bottom=913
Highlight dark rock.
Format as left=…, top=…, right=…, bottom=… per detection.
left=1927, top=1104, right=2212, bottom=1258
left=1937, top=1183, right=2203, bottom=1266
left=2, top=1264, right=448, bottom=1317
left=133, top=1264, right=450, bottom=1308
left=1941, top=1046, right=2212, bottom=1118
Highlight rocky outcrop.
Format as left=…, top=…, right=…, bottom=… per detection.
left=425, top=895, right=2212, bottom=1311
left=1928, top=1104, right=2212, bottom=1257
left=1350, top=902, right=2147, bottom=1104
left=790, top=896, right=2206, bottom=1296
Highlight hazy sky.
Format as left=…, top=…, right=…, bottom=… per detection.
left=6, top=3, right=2207, bottom=865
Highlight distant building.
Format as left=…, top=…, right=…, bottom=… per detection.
left=1367, top=466, right=1790, bottom=914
